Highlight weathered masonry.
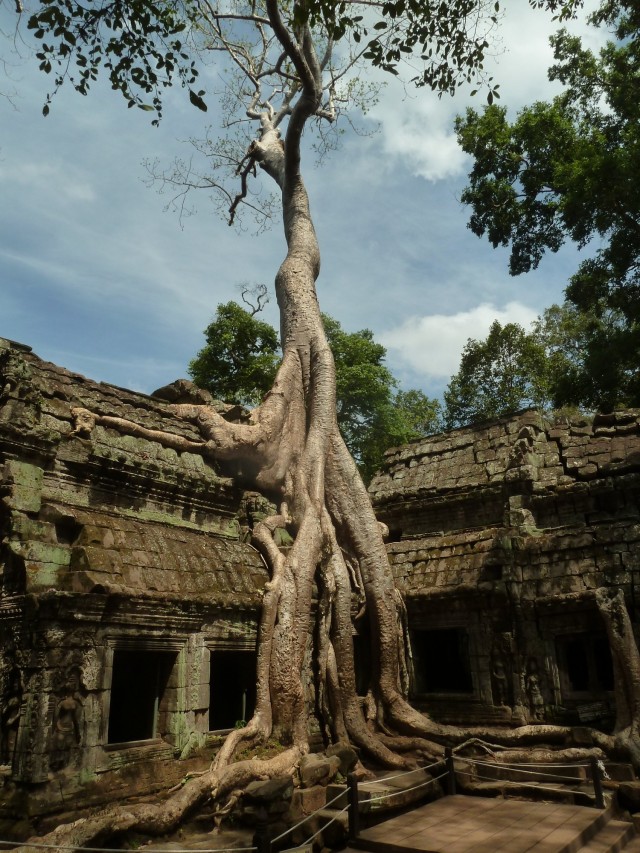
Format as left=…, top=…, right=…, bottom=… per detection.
left=370, top=409, right=640, bottom=731
left=0, top=338, right=268, bottom=826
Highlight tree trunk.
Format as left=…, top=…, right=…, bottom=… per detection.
left=595, top=587, right=640, bottom=767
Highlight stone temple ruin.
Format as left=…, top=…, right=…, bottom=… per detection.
left=0, top=336, right=639, bottom=831
left=369, top=407, right=640, bottom=731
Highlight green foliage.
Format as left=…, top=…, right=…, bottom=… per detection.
left=534, top=302, right=640, bottom=412
left=20, top=0, right=582, bottom=122
left=26, top=0, right=203, bottom=123
left=189, top=304, right=440, bottom=481
left=188, top=302, right=280, bottom=407
left=323, top=315, right=441, bottom=482
left=443, top=321, right=550, bottom=428
left=455, top=1, right=640, bottom=410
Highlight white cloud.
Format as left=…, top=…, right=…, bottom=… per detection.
left=368, top=1, right=606, bottom=183
left=371, top=96, right=466, bottom=182
left=380, top=301, right=539, bottom=379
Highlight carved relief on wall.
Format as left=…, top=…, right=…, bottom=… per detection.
left=490, top=633, right=514, bottom=710
left=0, top=667, right=23, bottom=767
left=525, top=657, right=546, bottom=722
left=239, top=492, right=293, bottom=546
left=49, top=665, right=84, bottom=772
left=491, top=657, right=509, bottom=708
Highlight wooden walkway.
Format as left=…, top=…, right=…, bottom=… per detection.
left=347, top=795, right=640, bottom=853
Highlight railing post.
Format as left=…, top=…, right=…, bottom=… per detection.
left=589, top=756, right=605, bottom=809
left=347, top=771, right=360, bottom=841
left=253, top=806, right=272, bottom=853
left=445, top=747, right=456, bottom=796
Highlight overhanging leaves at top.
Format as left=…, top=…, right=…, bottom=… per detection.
left=21, top=0, right=585, bottom=124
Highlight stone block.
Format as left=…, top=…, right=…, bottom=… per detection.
left=291, top=785, right=327, bottom=816
left=618, top=782, right=640, bottom=813
left=244, top=776, right=294, bottom=804
left=299, top=753, right=340, bottom=788
left=325, top=744, right=358, bottom=776
left=2, top=461, right=43, bottom=512
left=10, top=516, right=57, bottom=544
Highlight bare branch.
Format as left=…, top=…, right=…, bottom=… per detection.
left=238, top=282, right=270, bottom=315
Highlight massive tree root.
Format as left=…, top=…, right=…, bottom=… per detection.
left=595, top=588, right=640, bottom=768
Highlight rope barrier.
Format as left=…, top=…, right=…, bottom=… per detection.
left=359, top=758, right=444, bottom=787
left=290, top=806, right=349, bottom=848
left=454, top=758, right=591, bottom=770
left=458, top=758, right=585, bottom=783
left=269, top=788, right=347, bottom=844
left=0, top=842, right=256, bottom=853
left=363, top=770, right=449, bottom=804
left=455, top=765, right=584, bottom=794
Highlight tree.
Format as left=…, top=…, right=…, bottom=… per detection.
left=189, top=301, right=280, bottom=407
left=444, top=320, right=550, bottom=428
left=357, top=388, right=443, bottom=482
left=8, top=0, right=630, bottom=847
left=316, top=315, right=441, bottom=481
left=534, top=301, right=640, bottom=412
left=455, top=0, right=640, bottom=409
left=189, top=304, right=441, bottom=481
left=443, top=303, right=639, bottom=426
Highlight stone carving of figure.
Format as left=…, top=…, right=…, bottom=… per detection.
left=491, top=658, right=509, bottom=707
left=0, top=670, right=22, bottom=766
left=525, top=658, right=545, bottom=722
left=49, top=669, right=83, bottom=772
left=71, top=407, right=96, bottom=438
left=241, top=493, right=293, bottom=546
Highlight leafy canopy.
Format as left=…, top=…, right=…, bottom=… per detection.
left=188, top=301, right=280, bottom=407
left=444, top=299, right=640, bottom=428
left=443, top=320, right=550, bottom=428
left=189, top=303, right=441, bottom=481
left=534, top=302, right=640, bottom=412
left=455, top=0, right=640, bottom=410
left=323, top=314, right=442, bottom=482
left=20, top=0, right=583, bottom=125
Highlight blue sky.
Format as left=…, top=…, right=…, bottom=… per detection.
left=0, top=2, right=604, bottom=401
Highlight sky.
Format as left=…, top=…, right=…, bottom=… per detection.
left=0, top=2, right=606, bottom=402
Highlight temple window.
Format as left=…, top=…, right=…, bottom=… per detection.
left=411, top=627, right=473, bottom=694
left=556, top=633, right=614, bottom=697
left=209, top=650, right=257, bottom=731
left=107, top=649, right=177, bottom=744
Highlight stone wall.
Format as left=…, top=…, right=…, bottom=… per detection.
left=0, top=339, right=268, bottom=829
left=370, top=409, right=640, bottom=729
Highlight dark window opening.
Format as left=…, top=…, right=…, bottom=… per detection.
left=594, top=637, right=614, bottom=691
left=108, top=649, right=176, bottom=744
left=54, top=517, right=83, bottom=545
left=353, top=621, right=371, bottom=698
left=556, top=633, right=614, bottom=696
left=209, top=650, right=257, bottom=731
left=565, top=638, right=590, bottom=691
left=480, top=565, right=503, bottom=582
left=411, top=628, right=473, bottom=694
left=387, top=528, right=403, bottom=543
